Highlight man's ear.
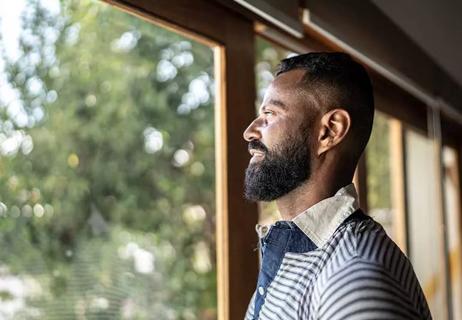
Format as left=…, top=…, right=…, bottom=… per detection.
left=317, top=108, right=351, bottom=156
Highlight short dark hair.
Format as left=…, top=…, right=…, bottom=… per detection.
left=276, top=52, right=375, bottom=160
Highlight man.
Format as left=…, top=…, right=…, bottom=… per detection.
left=243, top=52, right=431, bottom=320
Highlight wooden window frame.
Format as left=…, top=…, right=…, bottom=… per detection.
left=389, top=119, right=408, bottom=253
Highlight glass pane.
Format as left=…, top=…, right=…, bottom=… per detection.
left=365, top=112, right=395, bottom=239
left=443, top=146, right=462, bottom=320
left=405, top=129, right=446, bottom=319
left=0, top=1, right=216, bottom=319
left=255, top=36, right=295, bottom=225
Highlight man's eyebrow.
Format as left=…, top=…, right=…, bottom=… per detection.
left=266, top=99, right=287, bottom=110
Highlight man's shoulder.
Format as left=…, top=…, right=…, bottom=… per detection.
left=336, top=212, right=407, bottom=266
left=314, top=216, right=432, bottom=319
left=330, top=213, right=418, bottom=292
left=314, top=253, right=432, bottom=320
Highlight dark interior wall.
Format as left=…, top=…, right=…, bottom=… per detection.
left=302, top=0, right=462, bottom=112
left=371, top=0, right=462, bottom=87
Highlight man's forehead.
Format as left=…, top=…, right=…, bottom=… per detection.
left=272, top=69, right=306, bottom=89
left=263, top=69, right=306, bottom=102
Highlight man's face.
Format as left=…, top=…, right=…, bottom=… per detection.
left=243, top=70, right=317, bottom=201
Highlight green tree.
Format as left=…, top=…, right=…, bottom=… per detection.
left=0, top=0, right=216, bottom=318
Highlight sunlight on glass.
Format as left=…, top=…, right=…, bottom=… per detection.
left=65, top=23, right=80, bottom=46
left=190, top=161, right=205, bottom=176
left=192, top=241, right=212, bottom=273
left=143, top=126, right=163, bottom=154
left=33, top=203, right=44, bottom=217
left=118, top=242, right=155, bottom=274
left=156, top=59, right=177, bottom=82
left=0, top=202, right=7, bottom=216
left=183, top=205, right=206, bottom=225
left=177, top=73, right=211, bottom=114
left=173, top=149, right=190, bottom=167
left=84, top=94, right=96, bottom=107
left=111, top=30, right=140, bottom=53
left=0, top=130, right=33, bottom=156
left=22, top=204, right=33, bottom=217
left=7, top=100, right=29, bottom=127
left=67, top=153, right=79, bottom=168
left=172, top=51, right=194, bottom=68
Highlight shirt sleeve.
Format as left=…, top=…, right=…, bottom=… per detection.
left=315, top=257, right=430, bottom=320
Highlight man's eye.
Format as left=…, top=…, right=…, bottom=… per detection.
left=263, top=111, right=274, bottom=116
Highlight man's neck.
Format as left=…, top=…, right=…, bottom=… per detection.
left=275, top=170, right=352, bottom=220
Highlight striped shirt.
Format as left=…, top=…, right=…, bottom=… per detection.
left=245, top=184, right=431, bottom=320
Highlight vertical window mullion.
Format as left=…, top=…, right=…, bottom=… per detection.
left=389, top=119, right=409, bottom=253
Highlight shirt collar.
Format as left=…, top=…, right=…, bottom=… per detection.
left=291, top=183, right=359, bottom=248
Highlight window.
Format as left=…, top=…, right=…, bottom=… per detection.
left=366, top=112, right=407, bottom=251
left=0, top=1, right=217, bottom=318
left=2, top=1, right=461, bottom=318
left=405, top=128, right=447, bottom=320
left=366, top=112, right=394, bottom=237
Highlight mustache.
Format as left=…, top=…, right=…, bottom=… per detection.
left=248, top=140, right=268, bottom=154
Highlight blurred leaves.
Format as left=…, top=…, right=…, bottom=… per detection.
left=0, top=0, right=216, bottom=318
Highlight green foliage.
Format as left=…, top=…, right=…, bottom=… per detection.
left=366, top=112, right=392, bottom=210
left=0, top=0, right=216, bottom=318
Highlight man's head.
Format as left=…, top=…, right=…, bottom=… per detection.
left=243, top=52, right=374, bottom=201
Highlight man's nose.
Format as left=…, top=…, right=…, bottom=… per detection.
left=243, top=119, right=262, bottom=142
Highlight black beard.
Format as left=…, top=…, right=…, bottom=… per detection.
left=244, top=135, right=311, bottom=202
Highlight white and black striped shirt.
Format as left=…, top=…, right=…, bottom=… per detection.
left=245, top=184, right=431, bottom=320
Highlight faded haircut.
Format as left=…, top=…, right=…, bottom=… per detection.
left=276, top=52, right=375, bottom=160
